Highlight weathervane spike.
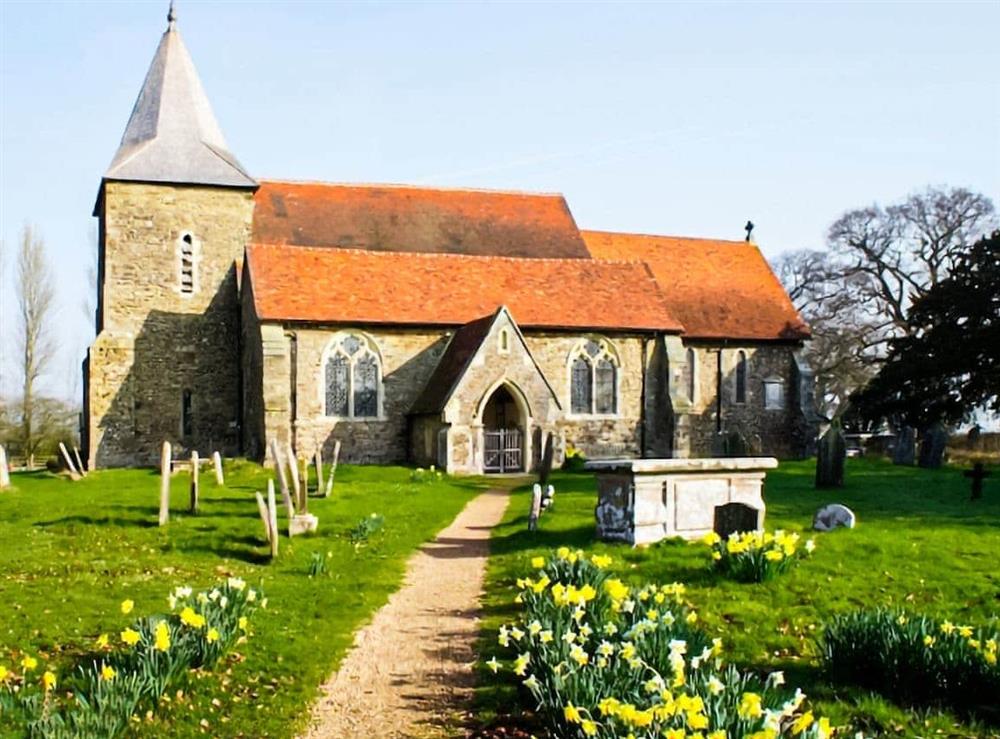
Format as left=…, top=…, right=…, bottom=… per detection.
left=167, top=0, right=177, bottom=30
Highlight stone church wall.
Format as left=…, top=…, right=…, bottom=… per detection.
left=86, top=182, right=254, bottom=467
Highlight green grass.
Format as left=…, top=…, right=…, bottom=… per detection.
left=479, top=457, right=1000, bottom=738
left=0, top=461, right=486, bottom=737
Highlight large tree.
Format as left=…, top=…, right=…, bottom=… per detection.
left=852, top=230, right=1000, bottom=429
left=775, top=186, right=996, bottom=420
left=15, top=225, right=56, bottom=464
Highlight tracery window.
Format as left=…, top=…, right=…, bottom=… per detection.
left=569, top=338, right=619, bottom=415
left=735, top=350, right=747, bottom=404
left=323, top=333, right=382, bottom=418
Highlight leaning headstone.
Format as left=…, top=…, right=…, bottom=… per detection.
left=73, top=447, right=87, bottom=477
left=212, top=451, right=224, bottom=486
left=59, top=443, right=82, bottom=481
left=286, top=442, right=302, bottom=506
left=815, top=424, right=846, bottom=488
left=189, top=451, right=200, bottom=513
left=266, top=485, right=279, bottom=557
left=528, top=484, right=543, bottom=532
left=159, top=441, right=171, bottom=526
left=324, top=440, right=341, bottom=498
left=269, top=439, right=294, bottom=517
left=813, top=503, right=856, bottom=532
left=314, top=449, right=325, bottom=496
left=714, top=502, right=761, bottom=539
left=893, top=426, right=916, bottom=466
left=964, top=463, right=991, bottom=501
left=538, top=433, right=555, bottom=488
left=255, top=491, right=274, bottom=554
left=0, top=445, right=10, bottom=489
left=918, top=423, right=948, bottom=469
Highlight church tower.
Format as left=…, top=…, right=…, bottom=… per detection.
left=84, top=4, right=257, bottom=467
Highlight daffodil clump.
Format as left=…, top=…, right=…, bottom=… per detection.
left=0, top=578, right=263, bottom=738
left=488, top=548, right=832, bottom=738
left=823, top=609, right=999, bottom=720
left=702, top=530, right=815, bottom=583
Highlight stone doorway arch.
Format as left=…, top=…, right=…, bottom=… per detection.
left=477, top=381, right=531, bottom=473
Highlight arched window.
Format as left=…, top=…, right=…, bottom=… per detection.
left=498, top=328, right=510, bottom=354
left=569, top=338, right=619, bottom=415
left=323, top=333, right=382, bottom=418
left=685, top=348, right=697, bottom=402
left=179, top=233, right=196, bottom=295
left=734, top=350, right=747, bottom=404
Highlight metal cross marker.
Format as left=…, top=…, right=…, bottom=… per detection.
left=964, top=463, right=991, bottom=500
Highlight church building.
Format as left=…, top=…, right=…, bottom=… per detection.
left=83, top=8, right=819, bottom=473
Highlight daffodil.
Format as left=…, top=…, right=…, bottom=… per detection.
left=512, top=652, right=530, bottom=676
left=563, top=703, right=583, bottom=723
left=154, top=621, right=171, bottom=652
left=21, top=655, right=38, bottom=671
left=120, top=599, right=134, bottom=615
left=238, top=616, right=249, bottom=632
left=485, top=657, right=500, bottom=673
left=531, top=556, right=545, bottom=569
left=738, top=691, right=764, bottom=720
left=101, top=664, right=117, bottom=681
left=0, top=665, right=8, bottom=683
left=96, top=633, right=109, bottom=649
left=206, top=628, right=220, bottom=644
left=42, top=670, right=57, bottom=691
left=180, top=607, right=206, bottom=629
left=121, top=628, right=141, bottom=646
left=790, top=710, right=814, bottom=735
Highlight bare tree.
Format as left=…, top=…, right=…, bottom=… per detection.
left=16, top=225, right=56, bottom=465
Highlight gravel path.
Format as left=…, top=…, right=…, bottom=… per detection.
left=301, top=488, right=511, bottom=739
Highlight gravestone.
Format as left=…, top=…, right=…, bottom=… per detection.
left=0, top=444, right=10, bottom=489
left=813, top=503, right=856, bottom=531
left=714, top=502, right=761, bottom=539
left=189, top=451, right=200, bottom=513
left=967, top=424, right=982, bottom=449
left=538, top=433, right=555, bottom=488
left=815, top=424, right=846, bottom=488
left=286, top=442, right=302, bottom=503
left=528, top=484, right=542, bottom=531
left=965, top=463, right=991, bottom=501
left=918, top=424, right=948, bottom=469
left=212, top=451, right=224, bottom=486
left=269, top=439, right=294, bottom=515
left=893, top=427, right=916, bottom=466
left=325, top=440, right=341, bottom=497
left=73, top=447, right=88, bottom=477
left=255, top=491, right=274, bottom=555
left=59, top=443, right=81, bottom=481
left=159, top=441, right=171, bottom=525
left=314, top=449, right=324, bottom=495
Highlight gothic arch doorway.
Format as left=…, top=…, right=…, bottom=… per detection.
left=482, top=385, right=524, bottom=473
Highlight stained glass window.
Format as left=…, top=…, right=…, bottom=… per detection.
left=324, top=334, right=381, bottom=418
left=571, top=356, right=592, bottom=414
left=595, top=358, right=617, bottom=414
left=354, top=354, right=379, bottom=417
left=325, top=354, right=349, bottom=417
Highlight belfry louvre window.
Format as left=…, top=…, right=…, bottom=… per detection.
left=569, top=338, right=619, bottom=415
left=179, top=233, right=195, bottom=294
left=323, top=334, right=382, bottom=419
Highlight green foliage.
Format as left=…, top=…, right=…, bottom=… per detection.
left=479, top=459, right=1000, bottom=737
left=0, top=463, right=484, bottom=737
left=703, top=530, right=814, bottom=583
left=307, top=551, right=330, bottom=577
left=489, top=549, right=830, bottom=738
left=348, top=513, right=385, bottom=546
left=562, top=445, right=587, bottom=472
left=822, top=609, right=1000, bottom=722
left=410, top=466, right=444, bottom=484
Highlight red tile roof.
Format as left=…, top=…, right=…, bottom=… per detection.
left=251, top=179, right=590, bottom=259
left=245, top=243, right=682, bottom=333
left=582, top=230, right=809, bottom=341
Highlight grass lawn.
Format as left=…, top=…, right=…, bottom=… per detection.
left=0, top=461, right=487, bottom=737
left=478, top=457, right=1000, bottom=738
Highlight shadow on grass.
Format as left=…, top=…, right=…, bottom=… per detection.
left=34, top=515, right=158, bottom=529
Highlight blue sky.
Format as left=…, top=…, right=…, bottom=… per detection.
left=1, top=1, right=998, bottom=402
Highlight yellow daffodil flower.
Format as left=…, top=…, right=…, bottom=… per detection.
left=120, top=599, right=134, bottom=615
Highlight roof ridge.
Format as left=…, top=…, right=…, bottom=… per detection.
left=256, top=177, right=566, bottom=199
left=247, top=242, right=653, bottom=268
left=581, top=228, right=748, bottom=246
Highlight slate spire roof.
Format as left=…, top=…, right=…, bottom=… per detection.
left=103, top=4, right=256, bottom=188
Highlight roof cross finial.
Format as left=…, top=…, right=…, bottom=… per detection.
left=167, top=0, right=177, bottom=30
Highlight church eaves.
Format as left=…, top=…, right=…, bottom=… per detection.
left=102, top=4, right=256, bottom=188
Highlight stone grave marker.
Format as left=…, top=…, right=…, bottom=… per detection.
left=918, top=423, right=948, bottom=469
left=0, top=445, right=10, bottom=489
left=538, top=432, right=555, bottom=488
left=189, top=451, right=200, bottom=513
left=314, top=449, right=325, bottom=496
left=893, top=426, right=916, bottom=465
left=528, top=483, right=543, bottom=532
left=212, top=451, right=225, bottom=485
left=813, top=503, right=856, bottom=531
left=73, top=447, right=88, bottom=477
left=815, top=423, right=846, bottom=488
left=713, top=502, right=761, bottom=539
left=269, top=439, right=295, bottom=517
left=159, top=441, right=171, bottom=525
left=286, top=441, right=302, bottom=504
left=255, top=491, right=274, bottom=556
left=325, top=440, right=341, bottom=498
left=965, top=463, right=991, bottom=501
left=59, top=443, right=82, bottom=481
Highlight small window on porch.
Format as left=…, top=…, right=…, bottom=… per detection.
left=498, top=328, right=510, bottom=354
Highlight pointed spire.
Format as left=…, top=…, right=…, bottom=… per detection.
left=103, top=7, right=255, bottom=188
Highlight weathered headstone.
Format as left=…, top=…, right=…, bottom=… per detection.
left=324, top=440, right=341, bottom=498
left=266, top=484, right=279, bottom=557
left=159, top=441, right=171, bottom=526
left=918, top=423, right=948, bottom=469
left=73, top=447, right=88, bottom=477
left=212, top=451, right=224, bottom=486
left=815, top=423, right=846, bottom=488
left=189, top=451, right=200, bottom=513
left=965, top=463, right=991, bottom=501
left=967, top=424, right=982, bottom=449
left=301, top=456, right=310, bottom=499
left=59, top=443, right=82, bottom=481
left=813, top=503, right=856, bottom=531
left=538, top=432, right=555, bottom=488
left=314, top=449, right=325, bottom=496
left=0, top=445, right=10, bottom=489
left=286, top=442, right=302, bottom=507
left=255, top=491, right=273, bottom=554
left=893, top=426, right=916, bottom=466
left=528, top=483, right=543, bottom=532
left=714, top=502, right=761, bottom=539
left=269, top=439, right=295, bottom=517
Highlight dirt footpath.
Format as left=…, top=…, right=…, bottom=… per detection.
left=301, top=488, right=511, bottom=739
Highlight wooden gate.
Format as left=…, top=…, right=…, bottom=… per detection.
left=484, top=428, right=522, bottom=473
